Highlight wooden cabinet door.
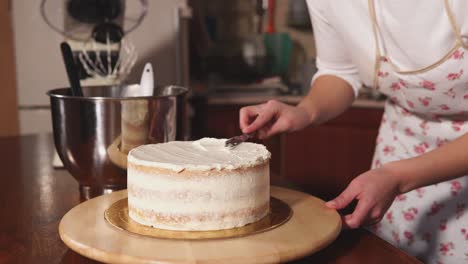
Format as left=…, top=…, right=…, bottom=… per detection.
left=0, top=0, right=19, bottom=136
left=282, top=108, right=383, bottom=200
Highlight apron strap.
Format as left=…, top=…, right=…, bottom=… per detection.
left=369, top=0, right=466, bottom=84
left=444, top=0, right=468, bottom=49
left=368, top=0, right=382, bottom=89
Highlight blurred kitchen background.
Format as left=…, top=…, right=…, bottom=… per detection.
left=1, top=0, right=385, bottom=198
left=1, top=0, right=384, bottom=136
left=189, top=0, right=316, bottom=94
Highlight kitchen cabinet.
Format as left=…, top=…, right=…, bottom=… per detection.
left=191, top=97, right=384, bottom=200
left=0, top=1, right=19, bottom=136
left=282, top=107, right=383, bottom=200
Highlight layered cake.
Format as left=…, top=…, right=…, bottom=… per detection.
left=127, top=138, right=271, bottom=231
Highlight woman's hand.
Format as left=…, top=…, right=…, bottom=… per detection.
left=326, top=163, right=403, bottom=229
left=239, top=100, right=313, bottom=139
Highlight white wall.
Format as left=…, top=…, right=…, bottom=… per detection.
left=13, top=1, right=68, bottom=107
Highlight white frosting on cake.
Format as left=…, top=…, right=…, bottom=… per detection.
left=127, top=138, right=271, bottom=231
left=128, top=137, right=271, bottom=172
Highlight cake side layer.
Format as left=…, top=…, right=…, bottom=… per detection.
left=128, top=185, right=269, bottom=212
left=128, top=202, right=270, bottom=231
left=128, top=163, right=270, bottom=214
left=127, top=161, right=270, bottom=231
left=128, top=138, right=271, bottom=172
left=127, top=161, right=269, bottom=178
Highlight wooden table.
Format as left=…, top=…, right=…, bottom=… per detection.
left=0, top=134, right=422, bottom=264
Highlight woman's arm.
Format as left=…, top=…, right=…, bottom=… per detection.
left=299, top=0, right=362, bottom=124
left=297, top=75, right=355, bottom=126
left=240, top=75, right=354, bottom=138
left=396, top=132, right=468, bottom=192
left=240, top=0, right=360, bottom=137
left=327, top=132, right=468, bottom=228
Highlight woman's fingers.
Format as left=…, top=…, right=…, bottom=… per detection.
left=239, top=106, right=260, bottom=131
left=243, top=107, right=278, bottom=134
left=244, top=111, right=274, bottom=134
left=240, top=100, right=310, bottom=138
left=327, top=179, right=375, bottom=229
left=342, top=198, right=373, bottom=229
left=262, top=118, right=291, bottom=138
left=255, top=119, right=272, bottom=139
left=326, top=182, right=360, bottom=210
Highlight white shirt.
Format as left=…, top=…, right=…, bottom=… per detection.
left=306, top=0, right=468, bottom=96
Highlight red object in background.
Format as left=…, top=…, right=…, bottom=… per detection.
left=265, top=0, right=275, bottom=33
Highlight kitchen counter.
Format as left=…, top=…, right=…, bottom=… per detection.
left=0, top=134, right=420, bottom=263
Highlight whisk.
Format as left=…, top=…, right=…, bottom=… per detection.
left=40, top=0, right=147, bottom=84
left=77, top=36, right=138, bottom=84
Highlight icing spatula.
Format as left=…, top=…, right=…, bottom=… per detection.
left=225, top=133, right=254, bottom=148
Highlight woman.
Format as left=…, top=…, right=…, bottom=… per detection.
left=239, top=1, right=468, bottom=263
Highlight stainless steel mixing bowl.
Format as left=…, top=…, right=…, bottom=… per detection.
left=48, top=85, right=188, bottom=200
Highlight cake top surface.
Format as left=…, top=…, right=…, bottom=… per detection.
left=128, top=138, right=271, bottom=172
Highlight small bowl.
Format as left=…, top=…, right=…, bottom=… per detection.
left=48, top=85, right=188, bottom=200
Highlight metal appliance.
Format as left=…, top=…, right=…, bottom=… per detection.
left=48, top=85, right=188, bottom=199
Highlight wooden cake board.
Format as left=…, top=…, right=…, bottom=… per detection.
left=59, top=186, right=342, bottom=263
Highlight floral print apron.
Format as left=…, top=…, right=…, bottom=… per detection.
left=367, top=0, right=468, bottom=263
